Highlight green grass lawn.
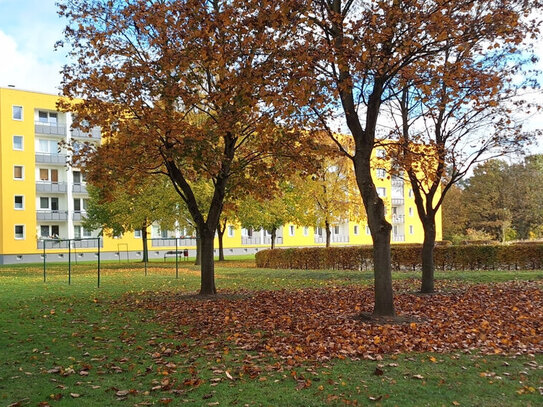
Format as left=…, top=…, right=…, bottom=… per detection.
left=1, top=260, right=542, bottom=406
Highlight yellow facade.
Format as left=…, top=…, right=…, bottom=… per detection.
left=0, top=87, right=441, bottom=264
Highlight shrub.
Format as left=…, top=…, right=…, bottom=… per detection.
left=255, top=243, right=543, bottom=271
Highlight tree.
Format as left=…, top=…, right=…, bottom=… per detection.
left=59, top=0, right=309, bottom=295
left=296, top=0, right=514, bottom=315
left=301, top=153, right=363, bottom=247
left=385, top=0, right=541, bottom=292
left=83, top=177, right=181, bottom=262
left=441, top=183, right=469, bottom=242
left=463, top=160, right=512, bottom=241
left=237, top=181, right=306, bottom=249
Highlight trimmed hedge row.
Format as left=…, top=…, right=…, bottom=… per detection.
left=255, top=243, right=543, bottom=271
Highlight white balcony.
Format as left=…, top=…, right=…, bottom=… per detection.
left=36, top=182, right=67, bottom=193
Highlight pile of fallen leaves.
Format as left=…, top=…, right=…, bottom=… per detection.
left=135, top=280, right=542, bottom=362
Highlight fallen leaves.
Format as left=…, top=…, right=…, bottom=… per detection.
left=136, top=280, right=543, bottom=362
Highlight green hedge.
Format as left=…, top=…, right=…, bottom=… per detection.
left=255, top=243, right=543, bottom=271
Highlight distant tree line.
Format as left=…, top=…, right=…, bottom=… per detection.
left=443, top=155, right=543, bottom=243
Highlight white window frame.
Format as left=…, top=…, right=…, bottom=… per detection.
left=303, top=226, right=309, bottom=236
left=353, top=225, right=359, bottom=235
left=15, top=225, right=25, bottom=240
left=409, top=225, right=414, bottom=235
left=83, top=228, right=92, bottom=238
left=228, top=225, right=235, bottom=238
left=12, top=105, right=23, bottom=121
left=13, top=165, right=24, bottom=180
left=409, top=207, right=414, bottom=217
left=408, top=188, right=413, bottom=198
left=38, top=110, right=58, bottom=125
left=134, top=229, right=142, bottom=238
left=377, top=187, right=386, bottom=198
left=289, top=225, right=295, bottom=236
left=13, top=135, right=23, bottom=151
left=375, top=148, right=386, bottom=158
left=376, top=168, right=386, bottom=179
left=366, top=225, right=371, bottom=235
left=14, top=195, right=24, bottom=210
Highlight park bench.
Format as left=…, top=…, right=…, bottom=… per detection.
left=164, top=250, right=189, bottom=261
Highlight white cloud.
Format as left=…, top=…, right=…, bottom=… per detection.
left=0, top=29, right=62, bottom=94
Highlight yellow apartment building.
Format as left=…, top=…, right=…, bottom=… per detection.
left=0, top=87, right=441, bottom=264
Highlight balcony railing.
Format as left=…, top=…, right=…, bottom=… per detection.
left=73, top=211, right=87, bottom=221
left=150, top=237, right=197, bottom=247
left=314, top=235, right=350, bottom=244
left=36, top=182, right=67, bottom=193
left=37, top=238, right=103, bottom=250
left=392, top=215, right=405, bottom=224
left=391, top=198, right=405, bottom=206
left=71, top=127, right=101, bottom=140
left=72, top=183, right=88, bottom=194
left=263, top=236, right=283, bottom=245
left=242, top=236, right=262, bottom=245
left=37, top=210, right=68, bottom=221
left=35, top=153, right=67, bottom=165
left=35, top=123, right=67, bottom=136
left=392, top=234, right=405, bottom=242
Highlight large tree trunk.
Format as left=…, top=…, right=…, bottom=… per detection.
left=195, top=230, right=201, bottom=266
left=355, top=157, right=395, bottom=316
left=420, top=217, right=436, bottom=293
left=270, top=227, right=277, bottom=249
left=199, top=226, right=217, bottom=295
left=141, top=224, right=149, bottom=263
left=325, top=220, right=331, bottom=248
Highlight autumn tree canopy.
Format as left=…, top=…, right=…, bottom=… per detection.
left=386, top=0, right=542, bottom=292
left=58, top=0, right=311, bottom=295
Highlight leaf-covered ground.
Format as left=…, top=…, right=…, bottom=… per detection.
left=139, top=280, right=543, bottom=363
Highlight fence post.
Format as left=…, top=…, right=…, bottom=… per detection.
left=97, top=237, right=101, bottom=288
left=68, top=242, right=71, bottom=285
left=175, top=238, right=179, bottom=279
left=43, top=242, right=46, bottom=282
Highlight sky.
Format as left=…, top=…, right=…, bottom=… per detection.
left=1, top=0, right=542, bottom=153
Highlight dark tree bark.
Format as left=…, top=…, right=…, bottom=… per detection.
left=325, top=220, right=331, bottom=248
left=270, top=227, right=277, bottom=249
left=217, top=217, right=227, bottom=261
left=420, top=216, right=437, bottom=293
left=199, top=224, right=217, bottom=295
left=141, top=222, right=149, bottom=263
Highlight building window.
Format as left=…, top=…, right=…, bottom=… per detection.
left=409, top=207, right=413, bottom=216
left=15, top=225, right=25, bottom=239
left=366, top=225, right=371, bottom=235
left=38, top=111, right=58, bottom=125
left=353, top=225, right=359, bottom=235
left=37, top=139, right=59, bottom=154
left=83, top=228, right=92, bottom=238
left=39, top=168, right=59, bottom=182
left=303, top=226, right=309, bottom=236
left=40, top=197, right=59, bottom=210
left=12, top=106, right=23, bottom=120
left=376, top=148, right=386, bottom=158
left=334, top=225, right=340, bottom=234
left=13, top=165, right=24, bottom=180
left=40, top=225, right=59, bottom=238
left=316, top=227, right=323, bottom=237
left=288, top=225, right=295, bottom=236
left=376, top=168, right=386, bottom=179
left=73, top=171, right=86, bottom=184
left=13, top=135, right=23, bottom=150
left=409, top=225, right=414, bottom=235
left=377, top=187, right=386, bottom=198
left=408, top=188, right=413, bottom=198
left=134, top=229, right=142, bottom=238
left=14, top=195, right=24, bottom=210
left=74, top=225, right=82, bottom=239
left=228, top=225, right=235, bottom=237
